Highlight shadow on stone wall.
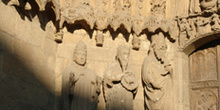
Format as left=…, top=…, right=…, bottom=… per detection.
left=0, top=32, right=56, bottom=110
left=1, top=0, right=57, bottom=31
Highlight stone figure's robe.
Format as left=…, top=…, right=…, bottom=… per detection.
left=142, top=54, right=173, bottom=110
left=189, top=0, right=201, bottom=14
left=62, top=62, right=100, bottom=110
left=103, top=61, right=138, bottom=110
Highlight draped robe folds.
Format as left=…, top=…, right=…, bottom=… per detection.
left=142, top=54, right=173, bottom=110
left=189, top=0, right=201, bottom=14
left=103, top=61, right=138, bottom=110
left=62, top=62, right=99, bottom=110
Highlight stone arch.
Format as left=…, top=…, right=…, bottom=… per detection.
left=181, top=31, right=220, bottom=55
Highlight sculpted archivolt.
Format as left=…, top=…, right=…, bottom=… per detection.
left=177, top=0, right=220, bottom=47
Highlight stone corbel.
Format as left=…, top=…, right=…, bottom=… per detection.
left=132, top=34, right=141, bottom=50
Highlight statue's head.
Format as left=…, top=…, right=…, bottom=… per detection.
left=116, top=45, right=130, bottom=70
left=73, top=41, right=87, bottom=66
left=151, top=32, right=167, bottom=62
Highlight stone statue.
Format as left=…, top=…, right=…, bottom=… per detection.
left=103, top=45, right=138, bottom=110
left=62, top=41, right=102, bottom=110
left=142, top=32, right=173, bottom=110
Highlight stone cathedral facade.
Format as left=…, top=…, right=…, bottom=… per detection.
left=0, top=0, right=220, bottom=110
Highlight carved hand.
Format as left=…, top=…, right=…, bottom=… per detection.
left=69, top=72, right=75, bottom=85
left=164, top=64, right=173, bottom=75
left=105, top=78, right=113, bottom=87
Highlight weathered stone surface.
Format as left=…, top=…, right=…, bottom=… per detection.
left=1, top=0, right=220, bottom=110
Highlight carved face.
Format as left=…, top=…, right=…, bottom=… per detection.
left=152, top=33, right=167, bottom=62
left=132, top=37, right=140, bottom=50
left=95, top=33, right=104, bottom=46
left=117, top=46, right=130, bottom=70
left=74, top=50, right=86, bottom=66
left=154, top=41, right=167, bottom=62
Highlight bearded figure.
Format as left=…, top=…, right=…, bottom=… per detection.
left=103, top=45, right=139, bottom=110
left=142, top=32, right=173, bottom=110
left=62, top=41, right=102, bottom=110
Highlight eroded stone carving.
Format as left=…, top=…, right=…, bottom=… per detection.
left=142, top=32, right=173, bottom=110
left=95, top=30, right=104, bottom=47
left=194, top=90, right=217, bottom=110
left=200, top=0, right=217, bottom=12
left=132, top=34, right=141, bottom=50
left=110, top=0, right=132, bottom=32
left=195, top=17, right=211, bottom=35
left=103, top=45, right=138, bottom=110
left=191, top=47, right=218, bottom=82
left=211, top=13, right=220, bottom=31
left=62, top=41, right=101, bottom=110
left=189, top=0, right=218, bottom=14
left=61, top=1, right=95, bottom=29
left=150, top=0, right=166, bottom=16
left=176, top=14, right=220, bottom=46
left=178, top=18, right=196, bottom=45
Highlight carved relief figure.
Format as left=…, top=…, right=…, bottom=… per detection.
left=62, top=41, right=102, bottom=110
left=178, top=18, right=191, bottom=45
left=195, top=17, right=211, bottom=35
left=211, top=13, right=220, bottom=31
left=103, top=45, right=138, bottom=110
left=142, top=32, right=173, bottom=110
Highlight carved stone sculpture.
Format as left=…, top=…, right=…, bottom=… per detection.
left=95, top=30, right=104, bottom=47
left=150, top=0, right=166, bottom=16
left=200, top=0, right=217, bottom=12
left=195, top=17, right=211, bottom=35
left=62, top=41, right=102, bottom=110
left=142, top=32, right=173, bottom=110
left=189, top=0, right=202, bottom=14
left=132, top=34, right=141, bottom=50
left=178, top=18, right=196, bottom=45
left=211, top=13, right=220, bottom=31
left=195, top=90, right=217, bottom=110
left=61, top=0, right=95, bottom=29
left=103, top=45, right=138, bottom=110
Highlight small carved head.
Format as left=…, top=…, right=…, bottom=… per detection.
left=116, top=45, right=130, bottom=70
left=73, top=41, right=87, bottom=66
left=151, top=32, right=167, bottom=62
left=132, top=35, right=141, bottom=50
left=95, top=33, right=104, bottom=46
